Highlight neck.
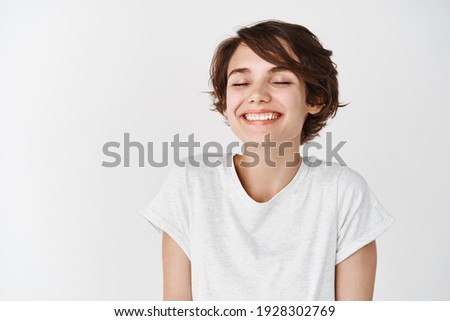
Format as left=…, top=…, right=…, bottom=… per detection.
left=238, top=135, right=302, bottom=170
left=232, top=137, right=303, bottom=203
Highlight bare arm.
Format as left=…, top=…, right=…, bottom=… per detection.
left=335, top=240, right=377, bottom=300
left=161, top=232, right=192, bottom=300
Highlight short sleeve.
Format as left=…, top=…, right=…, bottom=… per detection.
left=335, top=166, right=395, bottom=265
left=140, top=164, right=191, bottom=260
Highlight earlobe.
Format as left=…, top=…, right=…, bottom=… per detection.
left=307, top=104, right=323, bottom=115
left=307, top=94, right=325, bottom=115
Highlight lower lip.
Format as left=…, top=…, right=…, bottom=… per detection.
left=241, top=115, right=283, bottom=125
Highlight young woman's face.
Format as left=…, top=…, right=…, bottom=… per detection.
left=225, top=43, right=319, bottom=146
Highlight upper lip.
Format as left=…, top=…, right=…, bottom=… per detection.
left=239, top=109, right=283, bottom=117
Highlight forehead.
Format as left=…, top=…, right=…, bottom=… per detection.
left=227, top=43, right=273, bottom=73
left=227, top=41, right=299, bottom=76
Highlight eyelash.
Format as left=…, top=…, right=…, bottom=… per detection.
left=232, top=82, right=291, bottom=87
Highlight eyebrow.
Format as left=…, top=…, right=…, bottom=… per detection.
left=227, top=66, right=293, bottom=78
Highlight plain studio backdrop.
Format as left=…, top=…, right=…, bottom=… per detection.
left=1, top=0, right=449, bottom=300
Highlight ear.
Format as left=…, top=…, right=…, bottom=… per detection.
left=307, top=103, right=323, bottom=115
left=307, top=95, right=324, bottom=115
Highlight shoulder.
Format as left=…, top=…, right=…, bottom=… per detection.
left=303, top=156, right=345, bottom=181
left=336, top=164, right=369, bottom=193
left=306, top=156, right=365, bottom=179
left=304, top=157, right=369, bottom=193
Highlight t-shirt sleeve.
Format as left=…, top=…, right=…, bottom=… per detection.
left=335, top=166, right=396, bottom=265
left=139, top=164, right=191, bottom=260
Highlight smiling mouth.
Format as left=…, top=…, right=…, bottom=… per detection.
left=241, top=112, right=282, bottom=124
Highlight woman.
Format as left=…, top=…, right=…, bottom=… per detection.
left=141, top=20, right=395, bottom=300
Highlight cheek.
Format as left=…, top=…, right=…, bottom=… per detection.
left=273, top=91, right=299, bottom=112
left=225, top=90, right=243, bottom=111
left=280, top=90, right=306, bottom=111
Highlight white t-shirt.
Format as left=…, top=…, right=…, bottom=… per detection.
left=140, top=153, right=395, bottom=300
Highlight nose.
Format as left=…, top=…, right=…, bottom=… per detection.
left=247, top=83, right=271, bottom=104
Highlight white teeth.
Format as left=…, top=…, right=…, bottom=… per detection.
left=244, top=112, right=280, bottom=121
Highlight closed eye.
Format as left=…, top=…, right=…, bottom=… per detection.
left=272, top=82, right=291, bottom=85
left=232, top=82, right=291, bottom=87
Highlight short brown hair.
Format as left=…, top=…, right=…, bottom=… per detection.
left=209, top=20, right=348, bottom=144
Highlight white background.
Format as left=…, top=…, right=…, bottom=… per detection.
left=1, top=0, right=449, bottom=300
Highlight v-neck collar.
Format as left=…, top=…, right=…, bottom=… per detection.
left=226, top=152, right=310, bottom=209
